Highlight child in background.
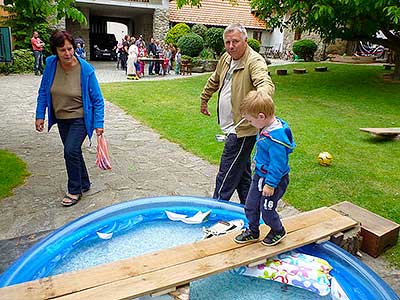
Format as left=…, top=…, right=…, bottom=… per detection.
left=75, top=43, right=85, bottom=59
left=234, top=91, right=295, bottom=246
left=175, top=48, right=181, bottom=75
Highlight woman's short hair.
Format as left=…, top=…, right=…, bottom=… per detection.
left=49, top=30, right=76, bottom=55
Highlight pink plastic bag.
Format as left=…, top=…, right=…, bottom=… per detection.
left=96, top=135, right=112, bottom=170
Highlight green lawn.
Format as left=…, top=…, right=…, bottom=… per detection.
left=101, top=62, right=400, bottom=266
left=0, top=150, right=29, bottom=199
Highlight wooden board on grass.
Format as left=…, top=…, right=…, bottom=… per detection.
left=359, top=127, right=400, bottom=138
left=0, top=208, right=357, bottom=300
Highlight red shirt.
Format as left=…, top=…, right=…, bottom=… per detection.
left=31, top=37, right=43, bottom=51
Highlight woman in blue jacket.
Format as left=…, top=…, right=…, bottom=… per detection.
left=35, top=30, right=105, bottom=207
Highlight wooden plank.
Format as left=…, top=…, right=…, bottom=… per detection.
left=331, top=201, right=400, bottom=257
left=54, top=214, right=357, bottom=300
left=0, top=207, right=345, bottom=300
left=359, top=127, right=400, bottom=137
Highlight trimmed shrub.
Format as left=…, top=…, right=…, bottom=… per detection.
left=177, top=33, right=204, bottom=58
left=199, top=48, right=214, bottom=59
left=247, top=38, right=261, bottom=53
left=0, top=49, right=35, bottom=74
left=191, top=24, right=208, bottom=40
left=165, top=23, right=191, bottom=46
left=292, top=39, right=318, bottom=61
left=205, top=27, right=224, bottom=56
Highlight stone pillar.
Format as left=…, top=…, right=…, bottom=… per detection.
left=153, top=9, right=169, bottom=41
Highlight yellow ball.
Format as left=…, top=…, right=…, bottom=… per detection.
left=318, top=152, right=333, bottom=166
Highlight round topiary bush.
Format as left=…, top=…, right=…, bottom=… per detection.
left=292, top=39, right=318, bottom=61
left=205, top=27, right=225, bottom=56
left=177, top=33, right=204, bottom=58
left=199, top=48, right=214, bottom=59
left=165, top=23, right=191, bottom=46
left=247, top=38, right=261, bottom=53
left=191, top=24, right=208, bottom=40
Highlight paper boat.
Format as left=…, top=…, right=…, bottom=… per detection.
left=202, top=219, right=244, bottom=239
left=165, top=211, right=188, bottom=221
left=165, top=210, right=211, bottom=224
left=96, top=231, right=114, bottom=240
left=181, top=210, right=211, bottom=224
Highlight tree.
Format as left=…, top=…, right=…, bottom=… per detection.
left=249, top=0, right=400, bottom=80
left=1, top=0, right=86, bottom=50
left=176, top=0, right=400, bottom=80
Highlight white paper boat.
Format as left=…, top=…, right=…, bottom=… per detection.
left=181, top=210, right=211, bottom=224
left=202, top=219, right=244, bottom=239
left=165, top=211, right=188, bottom=221
left=96, top=231, right=113, bottom=240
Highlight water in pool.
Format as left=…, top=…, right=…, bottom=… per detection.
left=50, top=218, right=330, bottom=300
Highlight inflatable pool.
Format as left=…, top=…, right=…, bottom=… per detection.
left=0, top=196, right=398, bottom=300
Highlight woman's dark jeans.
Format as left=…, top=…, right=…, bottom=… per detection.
left=57, top=118, right=90, bottom=195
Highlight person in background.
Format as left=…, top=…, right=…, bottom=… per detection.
left=175, top=48, right=181, bottom=75
left=147, top=37, right=157, bottom=75
left=200, top=23, right=274, bottom=204
left=127, top=39, right=139, bottom=80
left=234, top=90, right=295, bottom=246
left=75, top=43, right=85, bottom=59
left=31, top=31, right=45, bottom=76
left=35, top=30, right=105, bottom=207
left=138, top=41, right=147, bottom=77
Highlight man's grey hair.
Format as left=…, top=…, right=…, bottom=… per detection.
left=224, top=24, right=248, bottom=40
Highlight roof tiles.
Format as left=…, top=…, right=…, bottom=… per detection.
left=169, top=0, right=267, bottom=30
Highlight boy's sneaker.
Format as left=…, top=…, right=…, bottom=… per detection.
left=234, top=229, right=259, bottom=244
left=261, top=227, right=286, bottom=246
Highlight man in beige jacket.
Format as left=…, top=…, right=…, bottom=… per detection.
left=200, top=23, right=275, bottom=204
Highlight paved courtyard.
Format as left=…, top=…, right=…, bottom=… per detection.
left=0, top=61, right=398, bottom=295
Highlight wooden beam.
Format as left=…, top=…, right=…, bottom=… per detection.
left=54, top=214, right=356, bottom=300
left=0, top=207, right=352, bottom=300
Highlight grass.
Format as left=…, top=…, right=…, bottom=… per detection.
left=102, top=62, right=400, bottom=266
left=0, top=150, right=29, bottom=199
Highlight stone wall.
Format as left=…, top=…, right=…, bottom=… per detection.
left=153, top=8, right=169, bottom=41
left=283, top=29, right=325, bottom=61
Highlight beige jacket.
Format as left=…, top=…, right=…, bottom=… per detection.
left=200, top=45, right=275, bottom=138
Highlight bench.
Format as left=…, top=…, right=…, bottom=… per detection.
left=359, top=127, right=400, bottom=139
left=180, top=63, right=192, bottom=75
left=331, top=201, right=400, bottom=257
left=383, top=64, right=395, bottom=70
left=0, top=207, right=356, bottom=300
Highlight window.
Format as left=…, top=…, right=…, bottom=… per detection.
left=253, top=31, right=262, bottom=42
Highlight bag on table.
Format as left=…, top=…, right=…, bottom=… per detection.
left=96, top=135, right=112, bottom=170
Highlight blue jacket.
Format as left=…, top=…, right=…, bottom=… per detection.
left=35, top=55, right=104, bottom=139
left=254, top=117, right=295, bottom=188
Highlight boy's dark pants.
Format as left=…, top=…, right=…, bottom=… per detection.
left=245, top=173, right=289, bottom=236
left=213, top=134, right=256, bottom=204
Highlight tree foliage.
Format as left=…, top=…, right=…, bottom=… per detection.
left=205, top=27, right=224, bottom=56
left=248, top=0, right=400, bottom=78
left=0, top=0, right=86, bottom=50
left=191, top=24, right=208, bottom=39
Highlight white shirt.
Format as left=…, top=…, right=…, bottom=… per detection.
left=219, top=59, right=240, bottom=134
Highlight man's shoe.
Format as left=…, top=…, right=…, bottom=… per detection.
left=261, top=227, right=286, bottom=246
left=234, top=229, right=259, bottom=244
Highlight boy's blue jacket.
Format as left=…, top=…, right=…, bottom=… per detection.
left=254, top=117, right=295, bottom=188
left=35, top=55, right=104, bottom=139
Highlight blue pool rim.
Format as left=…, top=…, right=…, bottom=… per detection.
left=0, top=196, right=398, bottom=300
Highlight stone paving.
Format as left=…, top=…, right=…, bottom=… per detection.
left=0, top=60, right=398, bottom=295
